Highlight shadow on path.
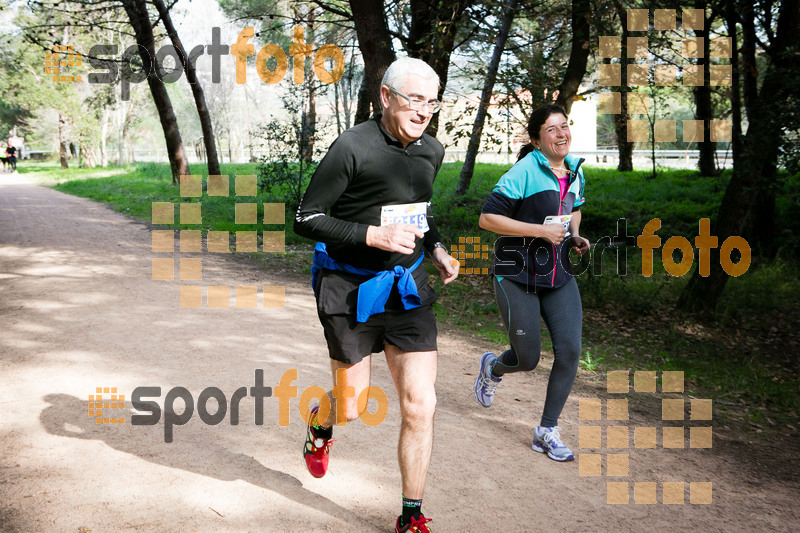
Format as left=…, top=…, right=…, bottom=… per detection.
left=39, top=394, right=380, bottom=531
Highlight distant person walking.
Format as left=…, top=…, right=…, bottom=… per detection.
left=473, top=104, right=590, bottom=462
left=5, top=142, right=17, bottom=172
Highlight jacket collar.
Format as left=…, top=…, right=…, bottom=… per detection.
left=530, top=148, right=582, bottom=172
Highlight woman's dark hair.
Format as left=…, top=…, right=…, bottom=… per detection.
left=516, top=104, right=568, bottom=162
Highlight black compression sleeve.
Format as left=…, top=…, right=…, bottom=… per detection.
left=293, top=137, right=369, bottom=246
left=423, top=202, right=443, bottom=253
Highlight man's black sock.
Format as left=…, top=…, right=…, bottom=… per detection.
left=311, top=410, right=332, bottom=440
left=313, top=423, right=332, bottom=440
left=401, top=495, right=422, bottom=526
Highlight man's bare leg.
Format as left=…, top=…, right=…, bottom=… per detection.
left=317, top=355, right=372, bottom=427
left=304, top=355, right=372, bottom=478
left=384, top=345, right=438, bottom=499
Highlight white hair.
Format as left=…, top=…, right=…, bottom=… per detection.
left=380, top=57, right=439, bottom=91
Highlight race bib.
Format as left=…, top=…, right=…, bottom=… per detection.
left=380, top=202, right=430, bottom=233
left=544, top=214, right=573, bottom=237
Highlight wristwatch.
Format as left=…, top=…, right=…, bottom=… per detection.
left=432, top=242, right=448, bottom=254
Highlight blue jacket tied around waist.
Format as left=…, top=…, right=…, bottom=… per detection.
left=311, top=242, right=424, bottom=323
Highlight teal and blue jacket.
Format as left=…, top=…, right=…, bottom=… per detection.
left=481, top=149, right=586, bottom=289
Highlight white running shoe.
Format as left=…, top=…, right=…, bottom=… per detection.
left=531, top=426, right=575, bottom=462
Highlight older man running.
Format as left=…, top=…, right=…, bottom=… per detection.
left=294, top=57, right=458, bottom=533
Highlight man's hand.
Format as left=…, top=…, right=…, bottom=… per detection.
left=431, top=247, right=459, bottom=285
left=365, top=224, right=424, bottom=254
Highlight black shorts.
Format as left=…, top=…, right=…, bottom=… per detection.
left=318, top=305, right=438, bottom=364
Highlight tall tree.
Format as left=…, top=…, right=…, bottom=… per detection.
left=405, top=0, right=471, bottom=135
left=678, top=0, right=800, bottom=313
left=300, top=4, right=317, bottom=162
left=151, top=0, right=220, bottom=176
left=725, top=0, right=742, bottom=163
left=613, top=0, right=633, bottom=171
left=455, top=0, right=519, bottom=196
left=693, top=5, right=717, bottom=176
left=554, top=0, right=591, bottom=114
left=348, top=0, right=395, bottom=122
left=739, top=0, right=774, bottom=256
left=120, top=0, right=189, bottom=183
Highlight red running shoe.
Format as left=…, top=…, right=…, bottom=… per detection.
left=303, top=405, right=332, bottom=478
left=395, top=514, right=433, bottom=532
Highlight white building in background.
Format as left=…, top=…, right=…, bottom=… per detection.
left=437, top=88, right=597, bottom=165
left=567, top=93, right=598, bottom=154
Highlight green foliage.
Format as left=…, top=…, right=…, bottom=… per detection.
left=38, top=162, right=301, bottom=243
left=253, top=84, right=320, bottom=210
left=579, top=350, right=603, bottom=372
left=432, top=162, right=731, bottom=250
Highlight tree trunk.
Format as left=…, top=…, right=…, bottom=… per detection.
left=677, top=1, right=800, bottom=313
left=349, top=0, right=396, bottom=122
left=117, top=100, right=126, bottom=166
left=650, top=102, right=656, bottom=179
left=343, top=37, right=357, bottom=130
left=152, top=0, right=219, bottom=176
left=695, top=8, right=716, bottom=176
left=739, top=1, right=774, bottom=257
left=726, top=0, right=743, bottom=162
left=303, top=7, right=316, bottom=163
left=227, top=126, right=233, bottom=163
left=333, top=77, right=342, bottom=136
left=100, top=107, right=108, bottom=167
left=455, top=0, right=518, bottom=196
left=614, top=94, right=634, bottom=171
left=614, top=2, right=633, bottom=171
left=354, top=76, right=371, bottom=124
left=740, top=6, right=758, bottom=120
left=58, top=113, right=69, bottom=169
left=121, top=0, right=190, bottom=184
left=555, top=0, right=592, bottom=115
left=407, top=0, right=469, bottom=137
left=304, top=73, right=316, bottom=164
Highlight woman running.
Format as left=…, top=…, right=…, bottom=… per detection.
left=474, top=104, right=590, bottom=462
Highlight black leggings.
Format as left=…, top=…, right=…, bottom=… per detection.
left=492, top=277, right=582, bottom=427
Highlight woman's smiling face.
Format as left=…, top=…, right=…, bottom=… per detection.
left=534, top=112, right=571, bottom=164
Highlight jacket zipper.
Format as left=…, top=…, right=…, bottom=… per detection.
left=549, top=157, right=584, bottom=287
left=552, top=174, right=564, bottom=287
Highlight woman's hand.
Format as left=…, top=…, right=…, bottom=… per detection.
left=541, top=223, right=567, bottom=245
left=570, top=235, right=591, bottom=255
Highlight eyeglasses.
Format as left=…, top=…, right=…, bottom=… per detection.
left=388, top=87, right=442, bottom=114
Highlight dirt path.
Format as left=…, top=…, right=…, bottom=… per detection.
left=1, top=175, right=798, bottom=532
